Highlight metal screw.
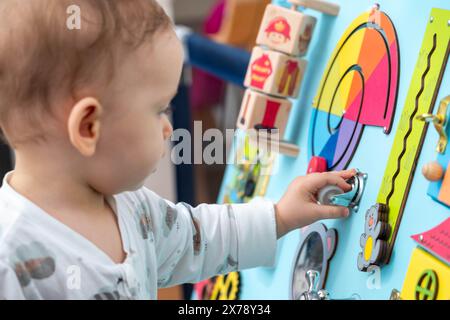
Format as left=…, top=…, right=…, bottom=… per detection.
left=390, top=289, right=401, bottom=300
left=430, top=17, right=434, bottom=23
left=448, top=19, right=450, bottom=26
left=419, top=234, right=424, bottom=241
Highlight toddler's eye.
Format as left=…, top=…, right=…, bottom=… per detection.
left=158, top=105, right=173, bottom=117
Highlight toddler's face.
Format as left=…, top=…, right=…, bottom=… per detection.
left=88, top=28, right=184, bottom=194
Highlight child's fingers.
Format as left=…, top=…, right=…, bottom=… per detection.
left=312, top=169, right=357, bottom=191
left=314, top=204, right=350, bottom=220
left=307, top=172, right=351, bottom=191
left=335, top=168, right=357, bottom=180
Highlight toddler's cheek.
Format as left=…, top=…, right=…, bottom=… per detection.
left=145, top=150, right=163, bottom=173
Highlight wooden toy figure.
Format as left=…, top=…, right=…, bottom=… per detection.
left=248, top=52, right=273, bottom=90
left=237, top=0, right=339, bottom=158
left=256, top=4, right=317, bottom=56
left=264, top=16, right=291, bottom=46
left=298, top=23, right=314, bottom=56
left=244, top=46, right=307, bottom=98
left=237, top=89, right=292, bottom=137
left=278, top=59, right=302, bottom=96
left=357, top=204, right=391, bottom=271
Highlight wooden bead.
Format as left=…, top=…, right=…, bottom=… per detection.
left=422, top=161, right=444, bottom=181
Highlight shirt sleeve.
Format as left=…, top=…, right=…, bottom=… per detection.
left=135, top=188, right=278, bottom=288
left=0, top=260, right=26, bottom=300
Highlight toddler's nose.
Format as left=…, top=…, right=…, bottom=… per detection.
left=162, top=117, right=173, bottom=141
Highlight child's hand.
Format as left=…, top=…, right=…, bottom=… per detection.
left=274, top=169, right=357, bottom=238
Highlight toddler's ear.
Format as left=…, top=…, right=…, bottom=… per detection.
left=67, top=97, right=102, bottom=157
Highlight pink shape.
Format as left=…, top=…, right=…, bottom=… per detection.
left=343, top=85, right=363, bottom=122
left=203, top=0, right=226, bottom=35
left=385, top=41, right=400, bottom=133
left=194, top=278, right=215, bottom=300
left=344, top=41, right=399, bottom=132
left=344, top=53, right=387, bottom=125
left=411, top=218, right=450, bottom=265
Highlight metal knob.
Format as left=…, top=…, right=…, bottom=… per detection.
left=317, top=170, right=368, bottom=212
left=300, top=270, right=359, bottom=300
left=299, top=270, right=329, bottom=300
left=307, top=270, right=320, bottom=293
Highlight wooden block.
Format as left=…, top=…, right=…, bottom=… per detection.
left=244, top=46, right=307, bottom=98
left=289, top=0, right=340, bottom=16
left=256, top=4, right=317, bottom=56
left=237, top=89, right=292, bottom=138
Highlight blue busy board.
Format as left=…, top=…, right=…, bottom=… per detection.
left=196, top=0, right=450, bottom=300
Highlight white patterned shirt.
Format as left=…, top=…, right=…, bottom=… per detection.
left=0, top=172, right=277, bottom=299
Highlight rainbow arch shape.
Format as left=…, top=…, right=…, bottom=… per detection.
left=309, top=10, right=400, bottom=171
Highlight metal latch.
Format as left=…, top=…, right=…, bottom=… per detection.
left=416, top=95, right=450, bottom=154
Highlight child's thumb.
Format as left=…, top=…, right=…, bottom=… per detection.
left=314, top=204, right=350, bottom=220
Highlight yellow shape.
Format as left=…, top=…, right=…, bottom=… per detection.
left=364, top=236, right=373, bottom=261
left=210, top=272, right=240, bottom=300
left=401, top=248, right=450, bottom=300
left=313, top=13, right=369, bottom=116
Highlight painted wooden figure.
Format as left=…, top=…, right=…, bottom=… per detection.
left=237, top=89, right=292, bottom=137
left=244, top=46, right=307, bottom=98
left=256, top=4, right=317, bottom=56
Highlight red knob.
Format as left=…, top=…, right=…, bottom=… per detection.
left=307, top=156, right=328, bottom=174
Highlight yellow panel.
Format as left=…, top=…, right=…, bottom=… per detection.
left=401, top=248, right=450, bottom=300
left=376, top=8, right=450, bottom=255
